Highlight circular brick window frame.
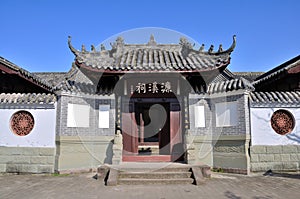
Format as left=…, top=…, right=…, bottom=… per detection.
left=271, top=109, right=295, bottom=135
left=10, top=110, right=35, bottom=136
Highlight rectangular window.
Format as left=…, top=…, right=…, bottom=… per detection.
left=67, top=104, right=90, bottom=127
left=215, top=101, right=238, bottom=127
left=99, top=105, right=110, bottom=128
left=195, top=105, right=205, bottom=128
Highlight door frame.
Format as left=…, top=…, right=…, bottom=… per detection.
left=121, top=97, right=184, bottom=162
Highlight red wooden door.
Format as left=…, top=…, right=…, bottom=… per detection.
left=122, top=102, right=138, bottom=155
left=159, top=103, right=170, bottom=155
left=170, top=103, right=183, bottom=161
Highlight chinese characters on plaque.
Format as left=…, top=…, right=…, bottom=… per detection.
left=132, top=81, right=172, bottom=94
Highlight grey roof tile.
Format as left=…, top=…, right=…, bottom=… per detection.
left=0, top=57, right=54, bottom=91
left=253, top=54, right=300, bottom=86
left=68, top=35, right=236, bottom=72
left=33, top=72, right=67, bottom=87
left=233, top=72, right=264, bottom=82
left=250, top=91, right=300, bottom=104
left=0, top=93, right=56, bottom=104
left=207, top=77, right=254, bottom=94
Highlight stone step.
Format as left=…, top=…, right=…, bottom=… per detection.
left=99, top=163, right=211, bottom=186
left=118, top=178, right=195, bottom=185
left=122, top=155, right=172, bottom=162
left=119, top=171, right=192, bottom=179
left=117, top=167, right=191, bottom=173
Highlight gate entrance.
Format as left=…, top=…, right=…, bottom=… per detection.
left=135, top=102, right=170, bottom=155
left=121, top=97, right=184, bottom=162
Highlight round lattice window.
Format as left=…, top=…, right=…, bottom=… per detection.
left=10, top=111, right=35, bottom=136
left=271, top=109, right=295, bottom=135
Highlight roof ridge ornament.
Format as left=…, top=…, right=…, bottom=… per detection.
left=199, top=44, right=205, bottom=52
left=110, top=36, right=125, bottom=58
left=218, top=44, right=223, bottom=53
left=91, top=45, right=96, bottom=52
left=81, top=44, right=87, bottom=52
left=208, top=45, right=214, bottom=54
left=111, top=36, right=125, bottom=49
left=147, top=34, right=157, bottom=46
left=180, top=37, right=194, bottom=58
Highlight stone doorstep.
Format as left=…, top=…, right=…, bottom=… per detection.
left=118, top=178, right=195, bottom=185
left=119, top=171, right=192, bottom=179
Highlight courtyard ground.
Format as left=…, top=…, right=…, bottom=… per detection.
left=0, top=171, right=300, bottom=199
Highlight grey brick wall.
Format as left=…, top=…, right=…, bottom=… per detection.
left=56, top=94, right=115, bottom=136
left=189, top=93, right=251, bottom=174
left=250, top=145, right=300, bottom=172
left=189, top=95, right=212, bottom=136
left=210, top=94, right=248, bottom=136
left=189, top=93, right=249, bottom=136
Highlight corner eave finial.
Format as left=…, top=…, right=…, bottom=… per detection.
left=68, top=36, right=79, bottom=55
left=227, top=35, right=236, bottom=53
left=213, top=35, right=236, bottom=55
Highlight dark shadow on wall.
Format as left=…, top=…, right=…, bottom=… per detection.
left=104, top=140, right=113, bottom=164
left=286, top=133, right=300, bottom=143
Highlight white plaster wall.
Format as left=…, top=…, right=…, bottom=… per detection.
left=0, top=108, right=56, bottom=147
left=251, top=108, right=300, bottom=145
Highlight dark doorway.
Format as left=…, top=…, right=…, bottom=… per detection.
left=135, top=102, right=170, bottom=155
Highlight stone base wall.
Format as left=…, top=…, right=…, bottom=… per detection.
left=55, top=136, right=114, bottom=173
left=213, top=135, right=250, bottom=174
left=250, top=145, right=300, bottom=172
left=192, top=136, right=213, bottom=166
left=0, top=147, right=55, bottom=173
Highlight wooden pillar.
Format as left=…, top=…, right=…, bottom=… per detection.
left=140, top=113, right=144, bottom=144
left=170, top=103, right=183, bottom=161
left=122, top=101, right=138, bottom=155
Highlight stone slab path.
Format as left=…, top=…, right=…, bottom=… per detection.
left=0, top=172, right=300, bottom=199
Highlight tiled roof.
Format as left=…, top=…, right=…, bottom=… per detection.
left=233, top=72, right=264, bottom=82
left=0, top=57, right=54, bottom=91
left=253, top=54, right=300, bottom=86
left=211, top=69, right=236, bottom=83
left=68, top=35, right=236, bottom=72
left=250, top=91, right=300, bottom=104
left=0, top=93, right=56, bottom=104
left=58, top=80, right=96, bottom=94
left=33, top=72, right=67, bottom=87
left=207, top=77, right=254, bottom=94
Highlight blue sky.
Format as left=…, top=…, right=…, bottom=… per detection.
left=1, top=0, right=300, bottom=72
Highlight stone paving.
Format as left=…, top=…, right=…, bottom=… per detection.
left=0, top=171, right=300, bottom=199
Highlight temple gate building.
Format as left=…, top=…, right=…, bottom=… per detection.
left=0, top=34, right=299, bottom=175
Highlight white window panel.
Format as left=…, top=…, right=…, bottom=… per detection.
left=99, top=105, right=110, bottom=128
left=215, top=101, right=238, bottom=127
left=195, top=105, right=205, bottom=128
left=67, top=104, right=90, bottom=127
